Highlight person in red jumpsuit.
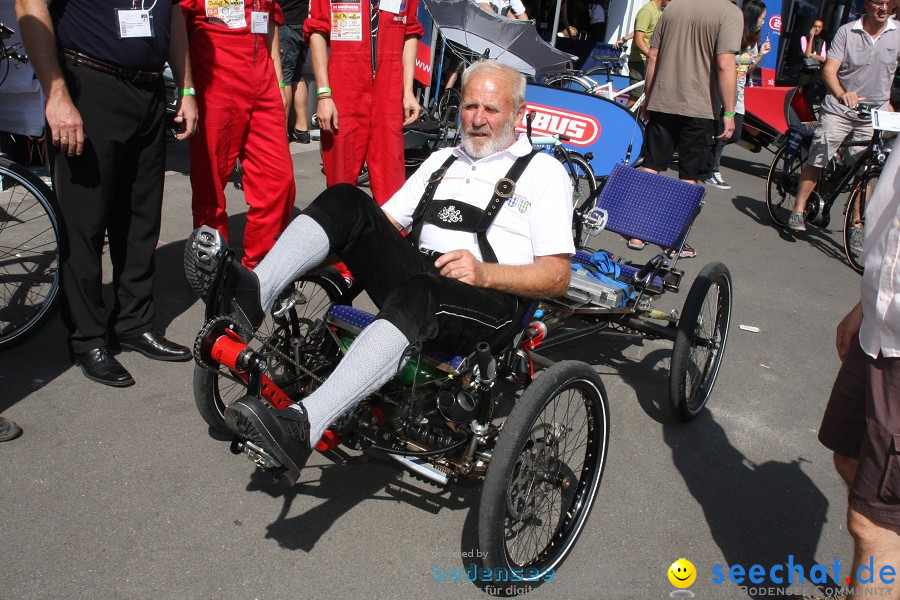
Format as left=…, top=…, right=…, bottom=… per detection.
left=304, top=0, right=423, bottom=205
left=181, top=0, right=296, bottom=268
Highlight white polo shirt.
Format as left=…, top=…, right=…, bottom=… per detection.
left=382, top=135, right=576, bottom=265
left=860, top=134, right=900, bottom=358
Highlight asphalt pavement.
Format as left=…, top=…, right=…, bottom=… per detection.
left=0, top=136, right=864, bottom=600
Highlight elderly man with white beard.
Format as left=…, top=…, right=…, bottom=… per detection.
left=184, top=59, right=575, bottom=484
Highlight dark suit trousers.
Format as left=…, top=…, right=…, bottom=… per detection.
left=51, top=62, right=166, bottom=354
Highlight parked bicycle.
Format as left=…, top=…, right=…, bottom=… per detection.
left=765, top=104, right=892, bottom=273
left=0, top=23, right=63, bottom=349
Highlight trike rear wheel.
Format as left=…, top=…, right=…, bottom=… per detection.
left=479, top=361, right=609, bottom=582
left=193, top=274, right=342, bottom=434
left=670, top=262, right=732, bottom=422
left=766, top=142, right=809, bottom=227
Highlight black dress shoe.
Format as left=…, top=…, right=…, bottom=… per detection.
left=119, top=329, right=191, bottom=362
left=225, top=396, right=313, bottom=484
left=75, top=347, right=135, bottom=387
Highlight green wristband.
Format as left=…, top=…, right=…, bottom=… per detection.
left=279, top=81, right=286, bottom=89
left=723, top=111, right=736, bottom=118
left=317, top=87, right=332, bottom=96
left=178, top=87, right=196, bottom=96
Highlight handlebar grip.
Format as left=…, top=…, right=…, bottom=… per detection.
left=475, top=342, right=495, bottom=382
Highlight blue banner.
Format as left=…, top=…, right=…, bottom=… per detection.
left=521, top=83, right=644, bottom=177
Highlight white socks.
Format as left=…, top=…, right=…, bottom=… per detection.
left=254, top=215, right=330, bottom=311
left=296, top=319, right=410, bottom=443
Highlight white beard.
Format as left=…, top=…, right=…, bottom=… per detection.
left=461, top=115, right=518, bottom=159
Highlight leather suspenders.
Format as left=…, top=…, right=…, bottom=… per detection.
left=409, top=150, right=540, bottom=263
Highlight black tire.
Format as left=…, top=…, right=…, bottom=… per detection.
left=435, top=87, right=461, bottom=125
left=479, top=361, right=609, bottom=582
left=543, top=73, right=598, bottom=94
left=766, top=141, right=809, bottom=227
left=193, top=274, right=343, bottom=433
left=670, top=262, right=732, bottom=422
left=561, top=151, right=597, bottom=214
left=843, top=170, right=878, bottom=274
left=356, top=163, right=370, bottom=187
left=0, top=158, right=62, bottom=349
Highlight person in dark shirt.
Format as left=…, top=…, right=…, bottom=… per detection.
left=16, top=0, right=198, bottom=387
left=279, top=0, right=312, bottom=143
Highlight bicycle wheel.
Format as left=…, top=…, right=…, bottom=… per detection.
left=435, top=88, right=461, bottom=125
left=479, top=361, right=609, bottom=582
left=560, top=151, right=597, bottom=213
left=669, top=262, right=732, bottom=422
left=543, top=73, right=598, bottom=94
left=0, top=159, right=62, bottom=349
left=193, top=273, right=343, bottom=433
left=843, top=170, right=879, bottom=274
left=766, top=142, right=809, bottom=227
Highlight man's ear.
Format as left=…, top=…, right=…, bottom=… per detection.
left=515, top=103, right=527, bottom=127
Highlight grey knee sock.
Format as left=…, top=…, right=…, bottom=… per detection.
left=253, top=215, right=330, bottom=311
left=295, top=319, right=410, bottom=443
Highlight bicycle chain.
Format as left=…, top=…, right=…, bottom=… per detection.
left=193, top=314, right=327, bottom=389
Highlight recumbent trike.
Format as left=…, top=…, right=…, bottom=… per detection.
left=189, top=163, right=731, bottom=584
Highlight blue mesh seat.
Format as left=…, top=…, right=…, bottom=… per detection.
left=593, top=162, right=705, bottom=251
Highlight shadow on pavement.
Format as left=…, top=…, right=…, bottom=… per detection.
left=253, top=447, right=477, bottom=553
left=664, top=413, right=836, bottom=599
left=721, top=153, right=772, bottom=180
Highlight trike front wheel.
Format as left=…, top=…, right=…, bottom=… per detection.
left=670, top=262, right=732, bottom=422
left=193, top=274, right=342, bottom=434
left=479, top=361, right=609, bottom=582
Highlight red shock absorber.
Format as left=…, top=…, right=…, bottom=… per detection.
left=208, top=330, right=293, bottom=409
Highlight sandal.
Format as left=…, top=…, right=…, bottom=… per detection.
left=626, top=238, right=646, bottom=250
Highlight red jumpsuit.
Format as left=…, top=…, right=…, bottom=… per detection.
left=182, top=0, right=295, bottom=268
left=304, top=0, right=423, bottom=204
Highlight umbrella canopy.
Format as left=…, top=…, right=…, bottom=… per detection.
left=423, top=0, right=575, bottom=77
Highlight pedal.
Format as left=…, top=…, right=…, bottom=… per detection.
left=581, top=207, right=609, bottom=236
left=272, top=288, right=308, bottom=319
left=231, top=437, right=283, bottom=470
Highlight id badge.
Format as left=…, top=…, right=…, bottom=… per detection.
left=331, top=3, right=363, bottom=41
left=251, top=11, right=269, bottom=33
left=116, top=8, right=153, bottom=39
left=380, top=0, right=401, bottom=14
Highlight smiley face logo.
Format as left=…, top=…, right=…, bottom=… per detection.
left=668, top=559, right=697, bottom=588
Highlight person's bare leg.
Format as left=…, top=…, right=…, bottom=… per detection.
left=846, top=510, right=900, bottom=599
left=792, top=163, right=821, bottom=214
left=292, top=80, right=308, bottom=133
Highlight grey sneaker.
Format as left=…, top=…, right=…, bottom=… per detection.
left=702, top=171, right=732, bottom=190
left=848, top=226, right=864, bottom=253
left=788, top=212, right=807, bottom=231
left=0, top=416, right=22, bottom=442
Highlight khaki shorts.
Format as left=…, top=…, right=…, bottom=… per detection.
left=807, top=111, right=873, bottom=168
left=818, top=338, right=900, bottom=526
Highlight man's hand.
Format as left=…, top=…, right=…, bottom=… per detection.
left=435, top=249, right=487, bottom=287
left=46, top=93, right=85, bottom=156
left=836, top=302, right=863, bottom=361
left=402, top=91, right=421, bottom=126
left=717, top=115, right=735, bottom=141
left=317, top=97, right=338, bottom=132
left=173, top=95, right=199, bottom=140
left=839, top=91, right=864, bottom=109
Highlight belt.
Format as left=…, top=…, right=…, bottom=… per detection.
left=61, top=48, right=163, bottom=83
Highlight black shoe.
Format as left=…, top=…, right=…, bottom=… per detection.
left=0, top=416, right=22, bottom=442
left=75, top=347, right=135, bottom=387
left=119, top=329, right=191, bottom=362
left=225, top=396, right=313, bottom=484
left=290, top=129, right=311, bottom=144
left=184, top=226, right=265, bottom=330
